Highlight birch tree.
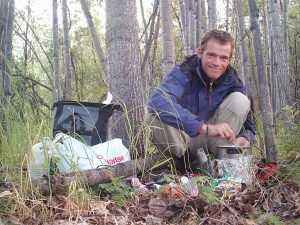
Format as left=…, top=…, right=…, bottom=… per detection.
left=200, top=0, right=207, bottom=34
left=52, top=0, right=60, bottom=103
left=195, top=0, right=202, bottom=46
left=2, top=0, right=15, bottom=103
left=268, top=0, right=291, bottom=114
left=160, top=0, right=176, bottom=75
left=61, top=0, right=72, bottom=100
left=178, top=0, right=188, bottom=54
left=105, top=0, right=145, bottom=153
left=184, top=0, right=191, bottom=54
left=207, top=0, right=217, bottom=29
left=0, top=0, right=8, bottom=93
left=189, top=0, right=196, bottom=53
left=248, top=0, right=277, bottom=162
left=235, top=0, right=253, bottom=91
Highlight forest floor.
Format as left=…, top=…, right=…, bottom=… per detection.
left=0, top=160, right=300, bottom=225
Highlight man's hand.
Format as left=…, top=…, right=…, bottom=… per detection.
left=200, top=123, right=235, bottom=143
left=234, top=137, right=250, bottom=147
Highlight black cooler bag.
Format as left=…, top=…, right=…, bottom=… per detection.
left=51, top=101, right=121, bottom=146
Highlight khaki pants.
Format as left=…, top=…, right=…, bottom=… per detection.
left=146, top=92, right=250, bottom=158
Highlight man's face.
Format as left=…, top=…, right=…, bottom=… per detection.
left=197, top=38, right=232, bottom=81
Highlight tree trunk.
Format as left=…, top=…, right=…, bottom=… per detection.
left=207, top=0, right=217, bottom=29
left=33, top=154, right=165, bottom=195
left=189, top=0, right=196, bottom=53
left=2, top=0, right=15, bottom=103
left=160, top=0, right=176, bottom=75
left=225, top=0, right=229, bottom=31
left=268, top=0, right=291, bottom=113
left=195, top=0, right=202, bottom=47
left=200, top=0, right=207, bottom=34
left=235, top=0, right=253, bottom=91
left=141, top=0, right=159, bottom=99
left=184, top=0, right=190, bottom=55
left=61, top=0, right=72, bottom=100
left=178, top=0, right=187, bottom=54
left=52, top=0, right=60, bottom=103
left=23, top=0, right=30, bottom=73
left=248, top=0, right=277, bottom=162
left=105, top=0, right=145, bottom=155
left=79, top=0, right=108, bottom=89
left=0, top=0, right=8, bottom=94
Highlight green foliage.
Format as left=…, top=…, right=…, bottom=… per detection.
left=266, top=215, right=285, bottom=225
left=276, top=105, right=300, bottom=186
left=96, top=177, right=134, bottom=207
left=276, top=108, right=300, bottom=158
left=191, top=176, right=218, bottom=204
left=291, top=218, right=300, bottom=225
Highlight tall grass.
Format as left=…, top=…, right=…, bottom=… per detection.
left=0, top=98, right=52, bottom=221
left=275, top=105, right=300, bottom=186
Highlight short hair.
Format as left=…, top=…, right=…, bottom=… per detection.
left=200, top=29, right=234, bottom=58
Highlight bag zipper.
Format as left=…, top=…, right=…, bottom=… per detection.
left=208, top=82, right=213, bottom=107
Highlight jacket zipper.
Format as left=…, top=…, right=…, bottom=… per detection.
left=208, top=82, right=213, bottom=107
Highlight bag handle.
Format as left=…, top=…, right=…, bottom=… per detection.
left=56, top=112, right=86, bottom=133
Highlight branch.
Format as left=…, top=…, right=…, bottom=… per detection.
left=13, top=73, right=52, bottom=91
left=32, top=154, right=168, bottom=195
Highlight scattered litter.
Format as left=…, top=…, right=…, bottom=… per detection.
left=180, top=176, right=199, bottom=197
left=131, top=177, right=150, bottom=194
left=210, top=173, right=242, bottom=193
left=161, top=183, right=184, bottom=198
left=256, top=162, right=278, bottom=180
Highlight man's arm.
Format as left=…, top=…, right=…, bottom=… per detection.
left=237, top=111, right=256, bottom=146
left=147, top=67, right=203, bottom=136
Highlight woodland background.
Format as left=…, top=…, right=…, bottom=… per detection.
left=0, top=0, right=300, bottom=224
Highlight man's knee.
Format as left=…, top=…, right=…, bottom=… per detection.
left=220, top=92, right=250, bottom=116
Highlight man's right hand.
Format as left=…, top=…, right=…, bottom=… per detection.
left=199, top=123, right=235, bottom=143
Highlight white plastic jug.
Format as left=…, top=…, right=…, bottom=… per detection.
left=29, top=138, right=53, bottom=179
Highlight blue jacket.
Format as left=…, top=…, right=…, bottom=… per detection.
left=147, top=55, right=255, bottom=144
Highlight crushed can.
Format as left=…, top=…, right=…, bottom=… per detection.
left=216, top=145, right=253, bottom=185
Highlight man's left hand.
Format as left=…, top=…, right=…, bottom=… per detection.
left=234, top=137, right=250, bottom=147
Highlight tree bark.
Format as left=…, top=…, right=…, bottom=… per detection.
left=52, top=0, right=60, bottom=103
left=189, top=0, right=196, bottom=53
left=160, top=0, right=176, bottom=75
left=33, top=154, right=165, bottom=195
left=268, top=0, right=291, bottom=113
left=23, top=0, right=30, bottom=73
left=195, top=0, right=202, bottom=47
left=178, top=0, right=187, bottom=54
left=61, top=0, right=72, bottom=100
left=235, top=0, right=253, bottom=91
left=248, top=0, right=277, bottom=162
left=0, top=0, right=8, bottom=94
left=2, top=0, right=15, bottom=103
left=207, top=0, right=217, bottom=29
left=200, top=0, right=207, bottom=34
left=225, top=0, right=229, bottom=31
left=105, top=0, right=145, bottom=155
left=184, top=0, right=190, bottom=55
left=0, top=0, right=8, bottom=47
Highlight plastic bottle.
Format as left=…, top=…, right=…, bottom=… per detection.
left=180, top=176, right=199, bottom=197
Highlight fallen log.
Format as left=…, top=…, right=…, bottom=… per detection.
left=32, top=154, right=168, bottom=195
